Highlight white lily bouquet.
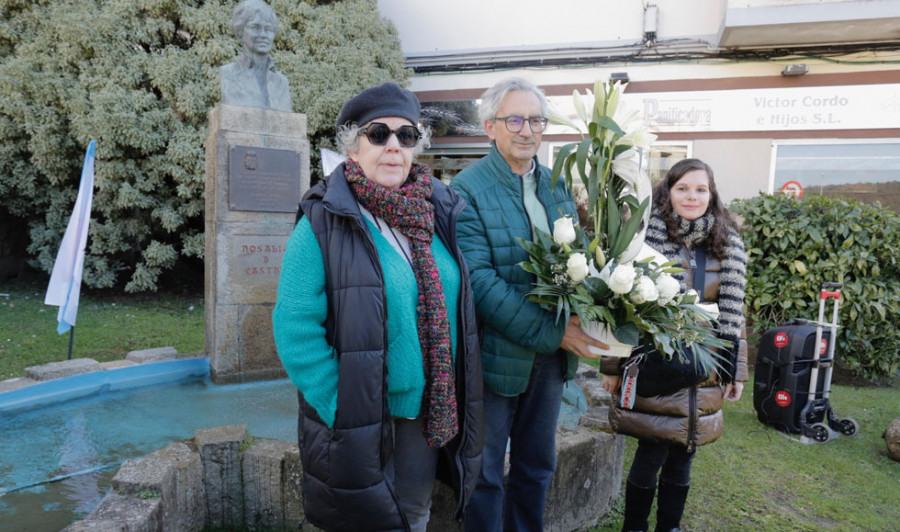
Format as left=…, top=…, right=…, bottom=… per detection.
left=518, top=81, right=727, bottom=371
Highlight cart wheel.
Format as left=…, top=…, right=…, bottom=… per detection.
left=837, top=418, right=860, bottom=437
left=809, top=423, right=835, bottom=443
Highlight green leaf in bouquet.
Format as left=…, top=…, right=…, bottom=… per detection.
left=596, top=115, right=624, bottom=137
left=613, top=322, right=640, bottom=345
left=550, top=142, right=577, bottom=189
left=606, top=186, right=621, bottom=250
left=518, top=260, right=543, bottom=278
left=655, top=331, right=676, bottom=357
left=575, top=137, right=592, bottom=183
left=609, top=197, right=649, bottom=258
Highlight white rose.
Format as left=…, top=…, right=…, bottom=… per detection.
left=607, top=263, right=636, bottom=294
left=630, top=276, right=659, bottom=304
left=566, top=253, right=590, bottom=283
left=656, top=274, right=681, bottom=305
left=552, top=216, right=577, bottom=246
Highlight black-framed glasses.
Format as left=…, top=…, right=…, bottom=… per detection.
left=358, top=123, right=421, bottom=148
left=493, top=115, right=548, bottom=133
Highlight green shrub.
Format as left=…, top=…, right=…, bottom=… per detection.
left=732, top=193, right=900, bottom=381
left=0, top=0, right=408, bottom=291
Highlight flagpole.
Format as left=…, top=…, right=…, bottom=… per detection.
left=67, top=327, right=75, bottom=361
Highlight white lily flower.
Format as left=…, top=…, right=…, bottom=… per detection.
left=547, top=106, right=585, bottom=133
left=606, top=81, right=626, bottom=118
left=612, top=150, right=641, bottom=183
left=620, top=126, right=658, bottom=150
left=612, top=149, right=652, bottom=264
left=593, top=80, right=607, bottom=118
left=573, top=89, right=589, bottom=124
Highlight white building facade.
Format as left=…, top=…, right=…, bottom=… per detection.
left=378, top=0, right=900, bottom=206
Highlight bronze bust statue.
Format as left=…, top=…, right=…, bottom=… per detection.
left=220, top=0, right=293, bottom=112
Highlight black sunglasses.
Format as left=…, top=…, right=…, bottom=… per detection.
left=358, top=123, right=421, bottom=148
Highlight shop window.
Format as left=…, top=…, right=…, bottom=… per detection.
left=421, top=101, right=483, bottom=137
left=418, top=147, right=488, bottom=184
left=646, top=143, right=691, bottom=185
left=772, top=141, right=900, bottom=212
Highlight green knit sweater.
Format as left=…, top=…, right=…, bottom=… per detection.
left=272, top=216, right=460, bottom=428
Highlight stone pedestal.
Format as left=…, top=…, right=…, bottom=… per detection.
left=205, top=104, right=310, bottom=383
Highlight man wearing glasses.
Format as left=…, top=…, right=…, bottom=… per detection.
left=450, top=78, right=607, bottom=531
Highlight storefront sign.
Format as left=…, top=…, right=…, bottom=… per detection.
left=545, top=84, right=900, bottom=134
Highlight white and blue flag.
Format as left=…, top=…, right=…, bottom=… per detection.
left=45, top=140, right=96, bottom=334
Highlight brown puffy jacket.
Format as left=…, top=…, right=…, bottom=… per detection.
left=605, top=248, right=748, bottom=450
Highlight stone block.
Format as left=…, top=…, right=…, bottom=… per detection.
left=196, top=424, right=247, bottom=528
left=61, top=520, right=127, bottom=532
left=112, top=442, right=205, bottom=531
left=243, top=438, right=296, bottom=530
left=212, top=104, right=306, bottom=137
left=282, top=445, right=306, bottom=529
left=126, top=347, right=178, bottom=364
left=884, top=417, right=900, bottom=461
left=100, top=360, right=138, bottom=371
left=208, top=303, right=242, bottom=380
left=68, top=492, right=160, bottom=532
left=241, top=304, right=281, bottom=372
left=575, top=362, right=614, bottom=408
left=580, top=405, right=613, bottom=432
left=545, top=425, right=625, bottom=532
left=24, top=358, right=101, bottom=381
left=0, top=376, right=37, bottom=393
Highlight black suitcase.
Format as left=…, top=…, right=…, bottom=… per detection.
left=753, top=319, right=830, bottom=433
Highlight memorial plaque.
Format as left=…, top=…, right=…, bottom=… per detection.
left=229, top=145, right=301, bottom=212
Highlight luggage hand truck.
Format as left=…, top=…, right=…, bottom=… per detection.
left=799, top=282, right=860, bottom=444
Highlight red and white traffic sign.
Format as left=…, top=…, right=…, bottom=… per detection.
left=781, top=180, right=803, bottom=198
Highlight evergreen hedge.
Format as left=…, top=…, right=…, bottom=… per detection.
left=732, top=193, right=900, bottom=381
left=0, top=0, right=408, bottom=291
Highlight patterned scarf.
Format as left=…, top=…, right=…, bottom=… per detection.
left=345, top=159, right=458, bottom=448
left=645, top=212, right=748, bottom=340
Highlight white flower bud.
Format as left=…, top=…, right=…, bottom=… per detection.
left=630, top=276, right=659, bottom=304
left=566, top=253, right=590, bottom=283
left=656, top=274, right=681, bottom=305
left=552, top=216, right=577, bottom=246
left=607, top=263, right=636, bottom=294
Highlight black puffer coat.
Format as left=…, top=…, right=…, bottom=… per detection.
left=606, top=247, right=748, bottom=450
left=297, top=165, right=483, bottom=532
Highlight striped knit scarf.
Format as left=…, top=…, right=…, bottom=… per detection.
left=345, top=159, right=458, bottom=448
left=644, top=212, right=748, bottom=340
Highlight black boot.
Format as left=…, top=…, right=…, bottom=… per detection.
left=654, top=480, right=690, bottom=532
left=621, top=480, right=656, bottom=532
